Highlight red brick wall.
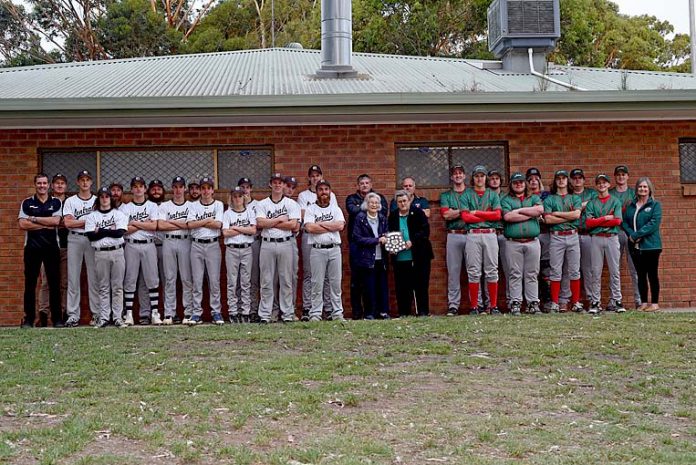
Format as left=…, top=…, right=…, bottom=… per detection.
left=2, top=121, right=694, bottom=325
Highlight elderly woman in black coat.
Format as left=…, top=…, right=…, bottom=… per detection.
left=388, top=190, right=434, bottom=317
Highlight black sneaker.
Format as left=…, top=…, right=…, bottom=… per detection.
left=615, top=301, right=626, bottom=313
left=20, top=318, right=34, bottom=328
left=259, top=319, right=270, bottom=325
left=301, top=309, right=310, bottom=322
left=241, top=315, right=250, bottom=324
left=250, top=313, right=261, bottom=324
left=38, top=313, right=48, bottom=327
left=172, top=315, right=182, bottom=324
left=228, top=314, right=241, bottom=324
left=469, top=308, right=480, bottom=316
left=527, top=301, right=540, bottom=315
left=379, top=313, right=391, bottom=320
left=447, top=307, right=458, bottom=317
left=53, top=320, right=65, bottom=328
left=509, top=301, right=522, bottom=316
left=490, top=307, right=501, bottom=315
left=139, top=317, right=151, bottom=325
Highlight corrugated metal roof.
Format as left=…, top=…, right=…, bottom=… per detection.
left=2, top=48, right=696, bottom=100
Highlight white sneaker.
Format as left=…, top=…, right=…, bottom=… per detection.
left=163, top=317, right=173, bottom=326
left=151, top=312, right=163, bottom=325
left=124, top=311, right=134, bottom=326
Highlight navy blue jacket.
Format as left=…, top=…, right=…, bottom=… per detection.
left=350, top=211, right=388, bottom=268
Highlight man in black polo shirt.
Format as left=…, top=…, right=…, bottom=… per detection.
left=18, top=173, right=64, bottom=328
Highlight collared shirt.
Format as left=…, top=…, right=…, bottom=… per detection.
left=18, top=194, right=62, bottom=248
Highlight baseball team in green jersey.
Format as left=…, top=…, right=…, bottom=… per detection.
left=440, top=164, right=645, bottom=315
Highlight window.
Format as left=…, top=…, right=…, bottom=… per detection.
left=395, top=143, right=508, bottom=188
left=679, top=139, right=696, bottom=183
left=40, top=147, right=273, bottom=192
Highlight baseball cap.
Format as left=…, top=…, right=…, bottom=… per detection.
left=308, top=165, right=323, bottom=176
left=614, top=165, right=629, bottom=175
left=595, top=174, right=611, bottom=183
left=52, top=173, right=67, bottom=183
left=510, top=172, right=525, bottom=183
left=554, top=169, right=569, bottom=178
left=109, top=181, right=124, bottom=190
left=188, top=180, right=200, bottom=187
left=284, top=176, right=298, bottom=186
left=472, top=165, right=487, bottom=175
left=77, top=170, right=92, bottom=180
left=270, top=172, right=283, bottom=182
left=171, top=176, right=186, bottom=187
left=148, top=179, right=164, bottom=189
left=487, top=169, right=501, bottom=177
left=451, top=165, right=466, bottom=174
left=569, top=168, right=585, bottom=178
left=231, top=186, right=244, bottom=196
left=97, top=186, right=112, bottom=197
left=316, top=179, right=331, bottom=189
left=199, top=176, right=214, bottom=187
left=237, top=177, right=252, bottom=187
left=130, top=176, right=146, bottom=187
left=526, top=168, right=541, bottom=179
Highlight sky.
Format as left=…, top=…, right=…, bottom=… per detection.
left=612, top=0, right=692, bottom=35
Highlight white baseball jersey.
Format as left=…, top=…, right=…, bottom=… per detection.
left=297, top=189, right=338, bottom=211
left=119, top=200, right=158, bottom=241
left=222, top=207, right=257, bottom=245
left=256, top=196, right=301, bottom=239
left=84, top=208, right=128, bottom=249
left=157, top=200, right=191, bottom=237
left=186, top=199, right=224, bottom=240
left=304, top=203, right=345, bottom=245
left=63, top=194, right=96, bottom=233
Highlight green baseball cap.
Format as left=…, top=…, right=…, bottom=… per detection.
left=595, top=174, right=611, bottom=183
left=472, top=165, right=487, bottom=175
left=554, top=169, right=569, bottom=178
left=614, top=165, right=629, bottom=175
left=510, top=172, right=525, bottom=183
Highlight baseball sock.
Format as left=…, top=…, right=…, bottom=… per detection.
left=570, top=279, right=581, bottom=303
left=468, top=282, right=480, bottom=309
left=149, top=288, right=159, bottom=313
left=124, top=291, right=135, bottom=312
left=487, top=282, right=498, bottom=308
left=550, top=281, right=561, bottom=304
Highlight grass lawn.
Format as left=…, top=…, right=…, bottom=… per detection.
left=1, top=313, right=694, bottom=465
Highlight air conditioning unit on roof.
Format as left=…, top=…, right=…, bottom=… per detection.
left=488, top=0, right=561, bottom=58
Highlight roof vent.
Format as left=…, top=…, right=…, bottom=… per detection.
left=488, top=0, right=560, bottom=72
left=285, top=42, right=304, bottom=49
left=316, top=0, right=357, bottom=78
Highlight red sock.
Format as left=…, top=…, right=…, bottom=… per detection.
left=487, top=282, right=498, bottom=308
left=468, top=282, right=480, bottom=309
left=570, top=279, right=581, bottom=303
left=550, top=281, right=561, bottom=303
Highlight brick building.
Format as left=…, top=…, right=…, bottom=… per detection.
left=1, top=48, right=696, bottom=325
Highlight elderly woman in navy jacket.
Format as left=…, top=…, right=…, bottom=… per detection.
left=351, top=192, right=390, bottom=320
left=388, top=190, right=434, bottom=317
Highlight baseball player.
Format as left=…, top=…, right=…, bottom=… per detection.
left=188, top=181, right=201, bottom=202
left=585, top=174, right=626, bottom=314
left=185, top=176, right=224, bottom=325
left=256, top=173, right=301, bottom=323
left=156, top=176, right=193, bottom=324
left=460, top=165, right=502, bottom=315
left=119, top=176, right=161, bottom=326
left=110, top=182, right=124, bottom=208
left=18, top=173, right=64, bottom=328
left=223, top=186, right=257, bottom=323
left=304, top=180, right=346, bottom=321
left=501, top=172, right=543, bottom=315
left=297, top=165, right=337, bottom=321
left=37, top=173, right=68, bottom=326
left=610, top=165, right=641, bottom=308
left=439, top=165, right=469, bottom=316
left=570, top=168, right=597, bottom=310
left=238, top=177, right=261, bottom=322
left=542, top=170, right=583, bottom=313
left=63, top=170, right=99, bottom=326
left=485, top=169, right=507, bottom=306
left=84, top=186, right=128, bottom=328
left=389, top=176, right=430, bottom=217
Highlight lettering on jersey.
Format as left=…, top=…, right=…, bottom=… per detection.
left=194, top=208, right=216, bottom=221
left=265, top=205, right=288, bottom=219
left=129, top=209, right=151, bottom=222
left=72, top=205, right=93, bottom=219
left=167, top=208, right=189, bottom=221
left=95, top=215, right=117, bottom=229
left=229, top=216, right=251, bottom=228
left=314, top=211, right=334, bottom=223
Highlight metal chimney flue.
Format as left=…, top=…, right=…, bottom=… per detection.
left=316, top=0, right=357, bottom=78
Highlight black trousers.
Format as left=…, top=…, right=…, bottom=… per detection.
left=393, top=259, right=431, bottom=316
left=629, top=248, right=661, bottom=304
left=354, top=260, right=389, bottom=318
left=24, top=245, right=62, bottom=324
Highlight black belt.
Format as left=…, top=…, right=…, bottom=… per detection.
left=262, top=236, right=292, bottom=243
left=70, top=231, right=86, bottom=236
left=126, top=239, right=153, bottom=244
left=312, top=243, right=338, bottom=249
left=96, top=244, right=124, bottom=252
left=165, top=234, right=189, bottom=239
left=192, top=237, right=218, bottom=244
left=227, top=243, right=252, bottom=249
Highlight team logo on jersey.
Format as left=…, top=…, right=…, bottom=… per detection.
left=230, top=216, right=251, bottom=227
left=168, top=208, right=189, bottom=221
left=194, top=209, right=216, bottom=221
left=266, top=205, right=288, bottom=219
left=96, top=216, right=116, bottom=229
left=314, top=211, right=334, bottom=222
left=73, top=205, right=93, bottom=218
left=130, top=210, right=151, bottom=222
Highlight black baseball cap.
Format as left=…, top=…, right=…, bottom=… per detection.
left=52, top=173, right=67, bottom=183
left=595, top=174, right=611, bottom=183
left=487, top=169, right=501, bottom=177
left=231, top=186, right=244, bottom=196
left=270, top=172, right=283, bottom=182
left=109, top=181, right=124, bottom=190
left=316, top=179, right=331, bottom=189
left=569, top=168, right=585, bottom=178
left=614, top=165, right=629, bottom=175
left=284, top=176, right=298, bottom=186
left=308, top=165, right=323, bottom=176
left=130, top=176, right=146, bottom=187
left=97, top=186, right=112, bottom=197
left=451, top=165, right=466, bottom=174
left=77, top=170, right=92, bottom=180
left=526, top=168, right=541, bottom=179
left=172, top=176, right=186, bottom=187
left=148, top=179, right=164, bottom=189
left=237, top=177, right=252, bottom=187
left=510, top=172, right=525, bottom=183
left=199, top=176, right=214, bottom=187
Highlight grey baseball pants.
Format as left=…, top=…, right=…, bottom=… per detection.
left=226, top=244, right=253, bottom=316
left=445, top=233, right=467, bottom=308
left=136, top=244, right=164, bottom=318
left=162, top=237, right=193, bottom=318
left=94, top=248, right=125, bottom=324
left=505, top=238, right=541, bottom=303
left=589, top=234, right=622, bottom=304
left=301, top=233, right=331, bottom=312
left=272, top=237, right=298, bottom=321
left=259, top=239, right=295, bottom=322
left=310, top=246, right=343, bottom=319
left=618, top=230, right=641, bottom=305
left=549, top=233, right=581, bottom=281
left=465, top=232, right=499, bottom=282
left=123, top=242, right=159, bottom=314
left=66, top=234, right=100, bottom=320
left=250, top=237, right=260, bottom=316
left=579, top=233, right=593, bottom=299
left=190, top=240, right=222, bottom=317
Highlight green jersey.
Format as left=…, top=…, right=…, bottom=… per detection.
left=461, top=188, right=501, bottom=231
left=575, top=188, right=597, bottom=232
left=585, top=195, right=623, bottom=235
left=609, top=186, right=635, bottom=214
left=543, top=193, right=582, bottom=232
left=491, top=192, right=506, bottom=230
left=501, top=194, right=542, bottom=239
left=439, top=188, right=468, bottom=230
